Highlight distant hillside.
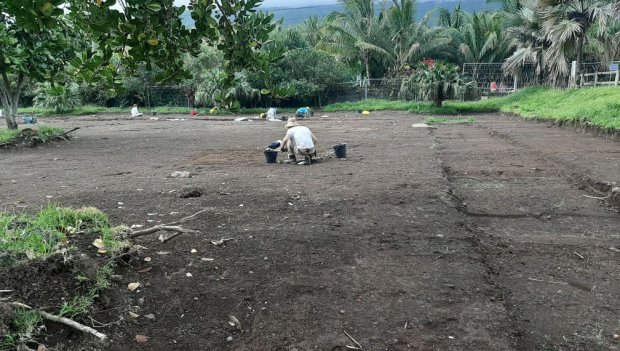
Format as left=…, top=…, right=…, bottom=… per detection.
left=266, top=0, right=500, bottom=27
left=181, top=0, right=500, bottom=28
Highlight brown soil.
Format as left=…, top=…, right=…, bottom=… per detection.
left=0, top=112, right=619, bottom=351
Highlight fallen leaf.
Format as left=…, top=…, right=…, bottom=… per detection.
left=186, top=273, right=193, bottom=277
left=93, top=239, right=107, bottom=253
left=211, top=238, right=234, bottom=246
left=201, top=257, right=215, bottom=262
left=191, top=249, right=198, bottom=254
left=138, top=267, right=153, bottom=273
left=228, top=315, right=242, bottom=330
left=128, top=312, right=140, bottom=318
left=610, top=247, right=620, bottom=253
left=143, top=257, right=152, bottom=262
left=135, top=335, right=149, bottom=343
left=127, top=282, right=141, bottom=291
left=37, top=345, right=47, bottom=351
left=157, top=251, right=170, bottom=255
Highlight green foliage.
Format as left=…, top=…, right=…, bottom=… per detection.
left=34, top=84, right=80, bottom=114
left=494, top=86, right=620, bottom=131
left=400, top=63, right=469, bottom=107
left=0, top=126, right=64, bottom=145
left=323, top=86, right=620, bottom=131
left=0, top=205, right=121, bottom=264
left=0, top=129, right=20, bottom=143
left=59, top=262, right=114, bottom=319
left=196, top=70, right=259, bottom=110
left=0, top=309, right=42, bottom=350
left=425, top=117, right=476, bottom=124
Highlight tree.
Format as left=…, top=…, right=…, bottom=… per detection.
left=539, top=0, right=615, bottom=84
left=457, top=12, right=512, bottom=64
left=503, top=0, right=550, bottom=83
left=504, top=0, right=616, bottom=86
left=0, top=0, right=275, bottom=129
left=0, top=2, right=74, bottom=129
left=400, top=62, right=468, bottom=107
left=271, top=48, right=354, bottom=106
left=379, top=1, right=450, bottom=75
left=320, top=0, right=385, bottom=83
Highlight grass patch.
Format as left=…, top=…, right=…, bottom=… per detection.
left=0, top=129, right=19, bottom=143
left=425, top=117, right=476, bottom=125
left=321, top=98, right=500, bottom=115
left=0, top=206, right=127, bottom=349
left=0, top=126, right=66, bottom=147
left=321, top=86, right=620, bottom=132
left=0, top=205, right=125, bottom=265
left=0, top=309, right=42, bottom=350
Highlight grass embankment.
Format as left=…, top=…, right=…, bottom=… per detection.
left=0, top=206, right=127, bottom=349
left=322, top=87, right=620, bottom=131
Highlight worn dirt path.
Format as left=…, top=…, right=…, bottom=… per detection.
left=0, top=112, right=618, bottom=350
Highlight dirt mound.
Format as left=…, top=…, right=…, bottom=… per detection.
left=0, top=127, right=77, bottom=149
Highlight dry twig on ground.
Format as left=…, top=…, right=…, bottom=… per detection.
left=127, top=210, right=206, bottom=239
left=6, top=302, right=107, bottom=341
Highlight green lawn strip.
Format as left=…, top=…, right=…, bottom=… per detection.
left=0, top=206, right=128, bottom=348
left=425, top=117, right=476, bottom=125
left=321, top=87, right=620, bottom=132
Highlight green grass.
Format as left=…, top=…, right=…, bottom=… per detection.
left=0, top=126, right=65, bottom=145
left=321, top=86, right=620, bottom=131
left=0, top=309, right=42, bottom=350
left=425, top=117, right=476, bottom=125
left=0, top=129, right=20, bottom=143
left=0, top=206, right=127, bottom=349
left=0, top=205, right=124, bottom=264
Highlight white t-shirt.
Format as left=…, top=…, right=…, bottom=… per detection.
left=286, top=126, right=315, bottom=149
left=131, top=106, right=140, bottom=117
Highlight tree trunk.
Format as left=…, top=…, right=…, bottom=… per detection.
left=1, top=73, right=23, bottom=130
left=364, top=53, right=371, bottom=87
left=435, top=86, right=444, bottom=107
left=575, top=34, right=584, bottom=85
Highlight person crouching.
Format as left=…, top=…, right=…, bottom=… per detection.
left=281, top=118, right=317, bottom=165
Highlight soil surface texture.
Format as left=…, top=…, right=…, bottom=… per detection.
left=1, top=112, right=619, bottom=351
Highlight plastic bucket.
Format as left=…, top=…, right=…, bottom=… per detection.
left=333, top=143, right=347, bottom=158
left=264, top=149, right=278, bottom=163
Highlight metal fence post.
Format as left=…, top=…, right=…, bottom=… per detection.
left=615, top=70, right=619, bottom=87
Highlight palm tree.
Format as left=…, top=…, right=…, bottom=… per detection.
left=320, top=0, right=386, bottom=82
left=400, top=62, right=467, bottom=107
left=380, top=0, right=452, bottom=75
left=437, top=4, right=466, bottom=29
left=543, top=0, right=615, bottom=84
left=301, top=16, right=326, bottom=48
left=458, top=12, right=513, bottom=64
left=508, top=0, right=616, bottom=85
left=503, top=0, right=552, bottom=84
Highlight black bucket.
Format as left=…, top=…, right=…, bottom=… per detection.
left=333, top=143, right=347, bottom=158
left=264, top=149, right=278, bottom=163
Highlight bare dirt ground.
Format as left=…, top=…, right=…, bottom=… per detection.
left=1, top=112, right=619, bottom=351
